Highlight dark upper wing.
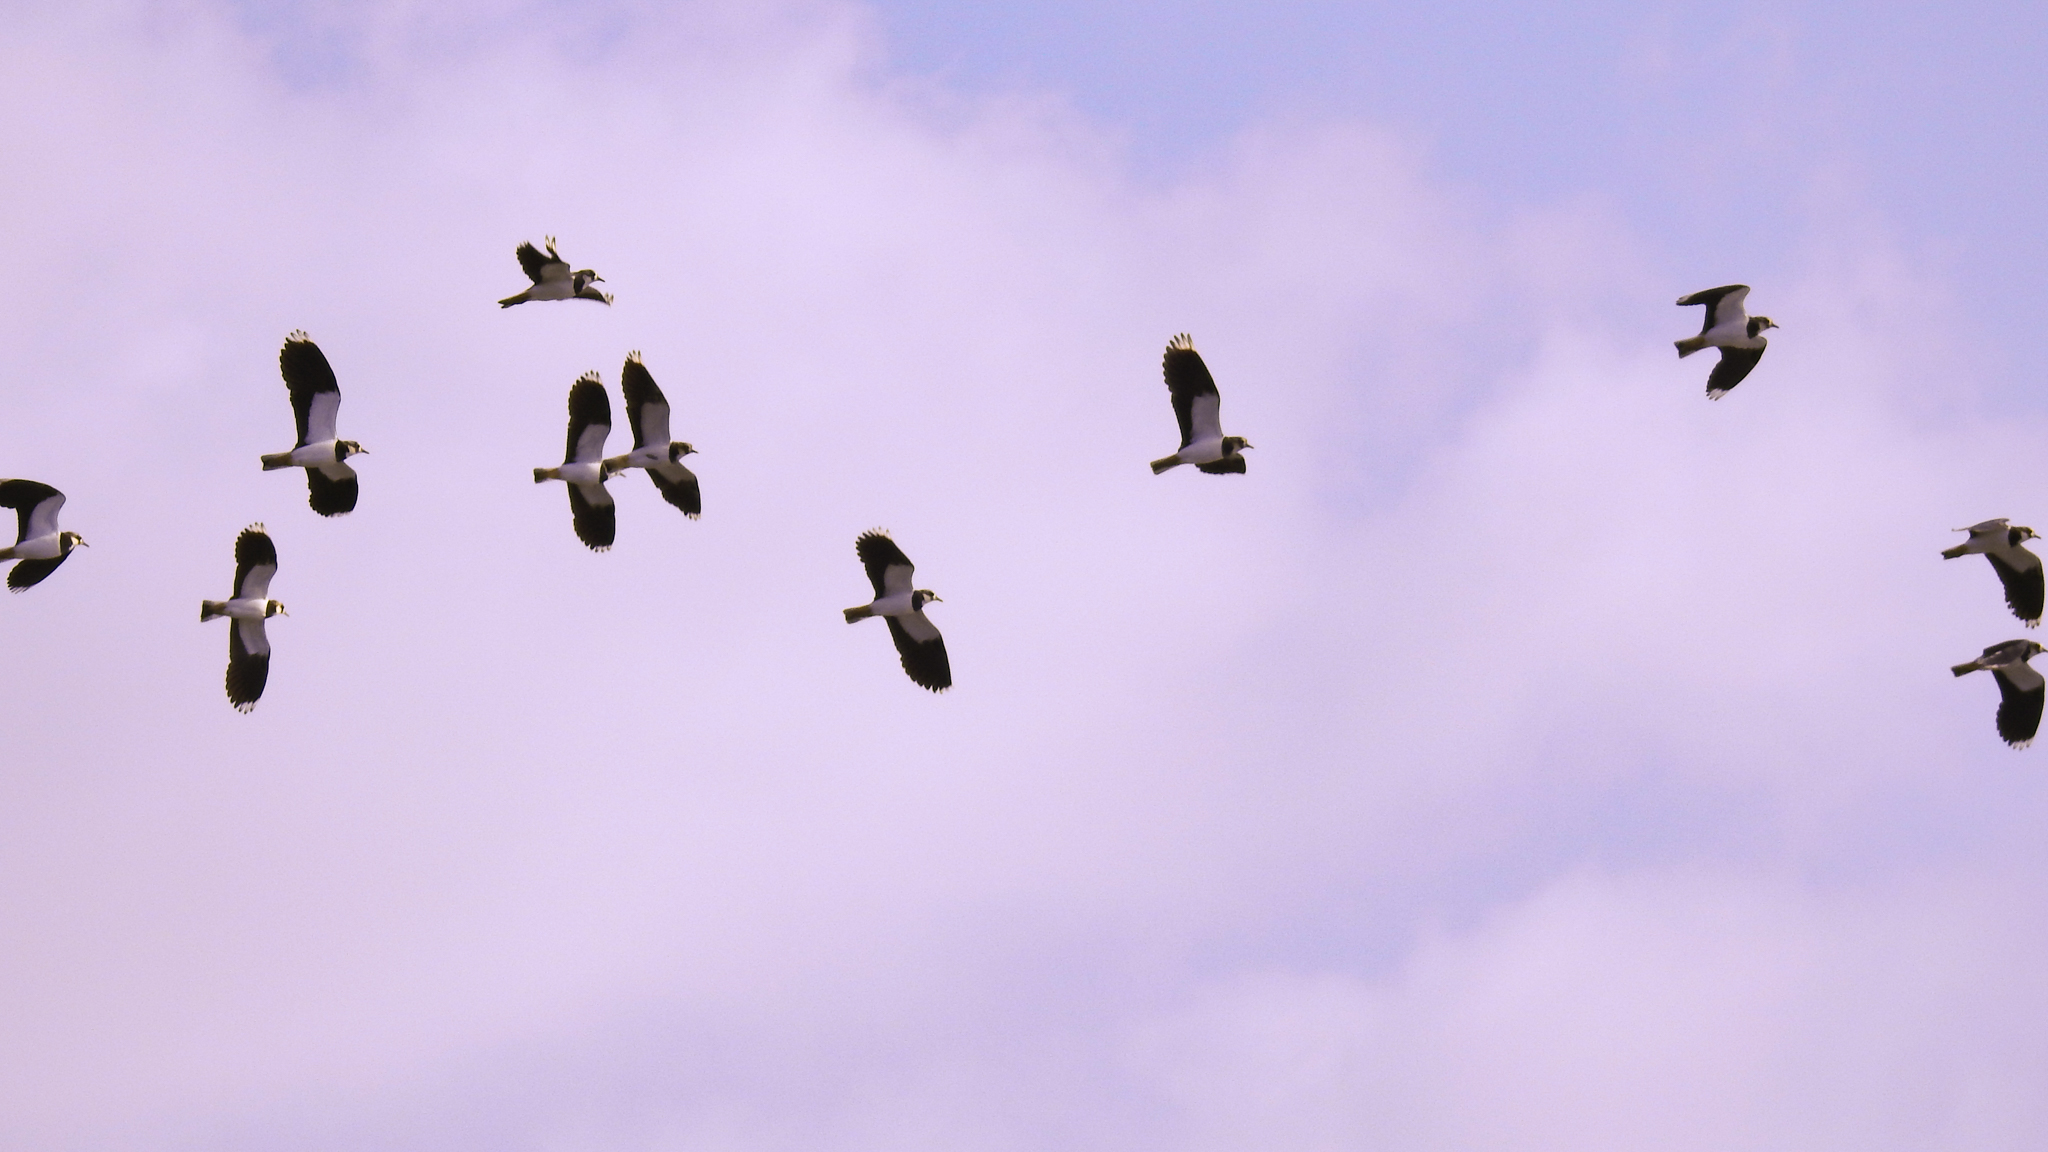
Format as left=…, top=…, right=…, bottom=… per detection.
left=1987, top=550, right=2045, bottom=625
left=1163, top=336, right=1219, bottom=449
left=1196, top=456, right=1247, bottom=475
left=0, top=479, right=62, bottom=544
left=227, top=618, right=270, bottom=713
left=233, top=525, right=278, bottom=600
left=1677, top=284, right=1748, bottom=334
left=564, top=375, right=612, bottom=464
left=1705, top=345, right=1765, bottom=399
left=620, top=354, right=672, bottom=449
left=647, top=463, right=701, bottom=518
left=6, top=554, right=69, bottom=592
left=515, top=240, right=563, bottom=285
left=856, top=531, right=914, bottom=598
left=279, top=332, right=340, bottom=446
left=306, top=464, right=359, bottom=517
left=1994, top=669, right=2045, bottom=747
left=885, top=615, right=951, bottom=691
left=567, top=482, right=615, bottom=551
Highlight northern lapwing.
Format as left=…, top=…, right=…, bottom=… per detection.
left=498, top=237, right=611, bottom=307
left=260, top=332, right=365, bottom=516
left=533, top=373, right=615, bottom=551
left=0, top=479, right=85, bottom=592
left=1674, top=285, right=1777, bottom=399
left=600, top=352, right=700, bottom=518
left=1943, top=519, right=2043, bottom=627
left=1952, top=639, right=2045, bottom=749
left=1150, top=334, right=1252, bottom=474
left=200, top=524, right=285, bottom=713
left=843, top=530, right=949, bottom=692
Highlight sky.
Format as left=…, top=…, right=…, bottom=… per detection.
left=3, top=1, right=2048, bottom=1148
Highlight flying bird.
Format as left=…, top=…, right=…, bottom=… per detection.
left=0, top=479, right=86, bottom=592
left=200, top=524, right=286, bottom=713
left=601, top=351, right=700, bottom=518
left=533, top=372, right=615, bottom=551
left=1150, top=334, right=1252, bottom=474
left=498, top=236, right=611, bottom=307
left=843, top=530, right=950, bottom=692
left=1674, top=284, right=1778, bottom=399
left=1952, top=639, right=2045, bottom=749
left=260, top=331, right=365, bottom=516
left=1943, top=519, right=2043, bottom=627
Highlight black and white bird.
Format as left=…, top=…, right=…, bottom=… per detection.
left=843, top=530, right=950, bottom=692
left=498, top=236, right=611, bottom=307
left=200, top=524, right=286, bottom=713
left=0, top=479, right=86, bottom=592
left=600, top=352, right=700, bottom=518
left=1943, top=519, right=2043, bottom=627
left=1952, top=639, right=2046, bottom=749
left=260, top=331, right=365, bottom=516
left=1150, top=334, right=1252, bottom=474
left=533, top=372, right=615, bottom=551
left=1674, top=285, right=1778, bottom=399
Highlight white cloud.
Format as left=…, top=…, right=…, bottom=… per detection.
left=1, top=2, right=2045, bottom=1149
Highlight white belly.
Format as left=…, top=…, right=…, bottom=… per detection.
left=7, top=533, right=61, bottom=561
left=291, top=440, right=338, bottom=466
left=870, top=592, right=915, bottom=616
left=1179, top=436, right=1227, bottom=465
left=557, top=462, right=604, bottom=485
left=223, top=597, right=270, bottom=619
left=529, top=280, right=575, bottom=301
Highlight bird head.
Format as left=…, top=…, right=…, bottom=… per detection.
left=60, top=531, right=87, bottom=552
left=573, top=270, right=604, bottom=288
left=913, top=590, right=941, bottom=609
left=1223, top=436, right=1254, bottom=453
left=2016, top=526, right=2041, bottom=543
left=669, top=442, right=698, bottom=462
left=337, top=440, right=367, bottom=460
left=265, top=601, right=289, bottom=618
left=1751, top=316, right=1779, bottom=334
left=2027, top=641, right=2046, bottom=660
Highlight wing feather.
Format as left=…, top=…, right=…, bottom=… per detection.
left=885, top=614, right=951, bottom=691
left=6, top=555, right=68, bottom=592
left=1994, top=668, right=2045, bottom=748
left=567, top=482, right=615, bottom=551
left=648, top=463, right=701, bottom=518
left=620, top=354, right=672, bottom=448
left=306, top=464, right=359, bottom=517
left=1988, top=550, right=2045, bottom=626
left=855, top=531, right=914, bottom=598
left=1163, top=337, right=1219, bottom=449
left=233, top=526, right=277, bottom=600
left=279, top=333, right=340, bottom=445
left=228, top=618, right=270, bottom=713
left=0, top=479, right=62, bottom=544
left=1705, top=345, right=1765, bottom=399
left=564, top=376, right=612, bottom=464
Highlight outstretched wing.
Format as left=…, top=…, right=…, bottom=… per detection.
left=1988, top=549, right=2045, bottom=626
left=6, top=555, right=69, bottom=592
left=516, top=240, right=567, bottom=285
left=567, top=482, right=615, bottom=551
left=228, top=617, right=270, bottom=713
left=620, top=353, right=672, bottom=449
left=647, top=463, right=700, bottom=518
left=1994, top=663, right=2045, bottom=748
left=856, top=531, right=915, bottom=598
left=886, top=613, right=952, bottom=692
left=1705, top=345, right=1765, bottom=399
left=564, top=375, right=612, bottom=464
left=233, top=525, right=277, bottom=600
left=279, top=332, right=341, bottom=446
left=306, top=463, right=359, bottom=517
left=1677, top=284, right=1749, bottom=334
left=1196, top=456, right=1247, bottom=475
left=0, top=479, right=63, bottom=544
left=1163, top=335, right=1221, bottom=449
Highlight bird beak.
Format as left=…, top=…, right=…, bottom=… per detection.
left=592, top=274, right=605, bottom=283
left=76, top=538, right=89, bottom=547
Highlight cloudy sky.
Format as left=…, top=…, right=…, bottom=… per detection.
left=4, top=1, right=2048, bottom=1148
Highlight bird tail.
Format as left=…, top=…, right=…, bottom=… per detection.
left=200, top=600, right=227, bottom=622
left=1941, top=544, right=1971, bottom=559
left=1150, top=455, right=1183, bottom=474
left=601, top=454, right=631, bottom=478
left=498, top=292, right=529, bottom=308
left=1953, top=661, right=1984, bottom=677
left=844, top=605, right=873, bottom=623
left=533, top=467, right=554, bottom=484
left=1674, top=336, right=1708, bottom=358
left=260, top=452, right=295, bottom=470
